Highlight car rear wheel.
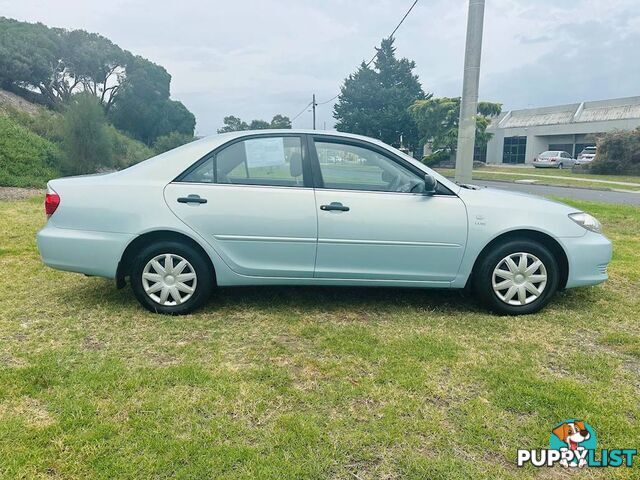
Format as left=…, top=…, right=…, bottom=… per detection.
left=558, top=163, right=563, bottom=169
left=473, top=239, right=559, bottom=315
left=131, top=241, right=213, bottom=314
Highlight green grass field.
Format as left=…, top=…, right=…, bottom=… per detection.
left=1, top=195, right=639, bottom=479
left=435, top=167, right=640, bottom=191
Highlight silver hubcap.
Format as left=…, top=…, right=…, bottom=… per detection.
left=142, top=253, right=197, bottom=306
left=492, top=252, right=547, bottom=306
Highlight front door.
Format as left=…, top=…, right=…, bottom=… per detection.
left=165, top=135, right=317, bottom=277
left=310, top=138, right=467, bottom=283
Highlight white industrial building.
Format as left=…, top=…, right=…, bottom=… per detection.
left=483, top=96, right=640, bottom=164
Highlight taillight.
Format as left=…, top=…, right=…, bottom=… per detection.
left=45, top=187, right=60, bottom=218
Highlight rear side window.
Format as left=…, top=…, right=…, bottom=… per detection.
left=181, top=136, right=305, bottom=187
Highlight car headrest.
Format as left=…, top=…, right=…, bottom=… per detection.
left=381, top=170, right=394, bottom=183
left=289, top=152, right=303, bottom=177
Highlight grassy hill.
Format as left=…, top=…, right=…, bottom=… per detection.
left=0, top=115, right=61, bottom=188
left=0, top=89, right=154, bottom=188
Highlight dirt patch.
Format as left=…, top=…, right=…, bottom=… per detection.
left=0, top=89, right=42, bottom=116
left=0, top=187, right=44, bottom=201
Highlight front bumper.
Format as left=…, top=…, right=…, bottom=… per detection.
left=533, top=162, right=560, bottom=168
left=561, top=231, right=612, bottom=288
left=37, top=224, right=135, bottom=279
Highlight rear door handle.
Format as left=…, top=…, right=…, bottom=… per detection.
left=177, top=194, right=207, bottom=204
left=320, top=202, right=349, bottom=212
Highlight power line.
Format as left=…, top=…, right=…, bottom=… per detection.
left=292, top=0, right=420, bottom=120
left=290, top=100, right=313, bottom=121
left=389, top=0, right=419, bottom=42
left=316, top=94, right=338, bottom=106
left=364, top=0, right=419, bottom=68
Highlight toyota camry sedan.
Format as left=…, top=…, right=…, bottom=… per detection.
left=37, top=130, right=612, bottom=315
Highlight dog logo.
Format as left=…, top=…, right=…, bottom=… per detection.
left=550, top=419, right=596, bottom=467
left=518, top=419, right=636, bottom=468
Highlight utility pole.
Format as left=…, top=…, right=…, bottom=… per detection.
left=312, top=94, right=317, bottom=130
left=455, top=0, right=485, bottom=184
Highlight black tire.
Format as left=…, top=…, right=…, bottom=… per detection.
left=131, top=240, right=213, bottom=315
left=558, top=163, right=563, bottom=169
left=473, top=239, right=559, bottom=315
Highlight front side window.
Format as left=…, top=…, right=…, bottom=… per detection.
left=182, top=136, right=305, bottom=187
left=314, top=140, right=422, bottom=193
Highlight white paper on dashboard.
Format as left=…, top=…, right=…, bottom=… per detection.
left=244, top=138, right=286, bottom=167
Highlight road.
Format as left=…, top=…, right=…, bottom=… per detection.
left=472, top=180, right=640, bottom=206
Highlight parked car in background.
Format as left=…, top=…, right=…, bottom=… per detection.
left=533, top=151, right=575, bottom=169
left=575, top=146, right=597, bottom=165
left=37, top=130, right=612, bottom=316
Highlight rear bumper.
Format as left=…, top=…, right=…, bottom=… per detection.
left=532, top=162, right=559, bottom=168
left=37, top=224, right=135, bottom=278
left=561, top=231, right=612, bottom=288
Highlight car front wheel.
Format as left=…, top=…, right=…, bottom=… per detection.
left=131, top=241, right=213, bottom=314
left=473, top=240, right=559, bottom=315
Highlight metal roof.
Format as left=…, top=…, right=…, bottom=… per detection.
left=500, top=110, right=576, bottom=128
left=578, top=103, right=640, bottom=122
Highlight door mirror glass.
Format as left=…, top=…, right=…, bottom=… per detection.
left=424, top=173, right=437, bottom=195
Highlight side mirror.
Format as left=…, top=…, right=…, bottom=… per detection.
left=424, top=173, right=437, bottom=195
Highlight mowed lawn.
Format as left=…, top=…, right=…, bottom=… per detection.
left=1, top=195, right=639, bottom=479
left=434, top=167, right=640, bottom=191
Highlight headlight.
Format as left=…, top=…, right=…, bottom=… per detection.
left=569, top=212, right=602, bottom=234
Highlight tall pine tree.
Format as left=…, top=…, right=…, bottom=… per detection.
left=334, top=38, right=427, bottom=154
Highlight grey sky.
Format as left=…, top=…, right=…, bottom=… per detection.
left=2, top=0, right=639, bottom=135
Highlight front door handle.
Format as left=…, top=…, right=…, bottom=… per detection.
left=177, top=194, right=207, bottom=204
left=320, top=202, right=349, bottom=212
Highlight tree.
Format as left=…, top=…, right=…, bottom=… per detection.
left=249, top=119, right=271, bottom=130
left=61, top=92, right=113, bottom=174
left=109, top=57, right=195, bottom=144
left=334, top=37, right=426, bottom=153
left=0, top=18, right=127, bottom=109
left=217, top=114, right=292, bottom=133
left=217, top=115, right=249, bottom=133
left=270, top=114, right=292, bottom=129
left=63, top=29, right=129, bottom=112
left=0, top=18, right=67, bottom=108
left=409, top=97, right=502, bottom=163
left=0, top=17, right=196, bottom=143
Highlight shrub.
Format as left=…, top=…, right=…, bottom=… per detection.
left=4, top=107, right=65, bottom=144
left=422, top=149, right=450, bottom=167
left=590, top=128, right=640, bottom=175
left=61, top=93, right=113, bottom=174
left=0, top=115, right=62, bottom=187
left=153, top=131, right=195, bottom=155
left=108, top=126, right=154, bottom=169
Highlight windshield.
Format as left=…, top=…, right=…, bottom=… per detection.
left=540, top=151, right=560, bottom=158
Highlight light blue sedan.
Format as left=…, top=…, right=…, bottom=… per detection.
left=37, top=130, right=612, bottom=315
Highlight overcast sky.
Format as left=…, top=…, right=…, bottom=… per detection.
left=2, top=0, right=639, bottom=135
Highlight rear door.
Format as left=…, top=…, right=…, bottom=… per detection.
left=309, top=137, right=468, bottom=283
left=165, top=134, right=318, bottom=277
